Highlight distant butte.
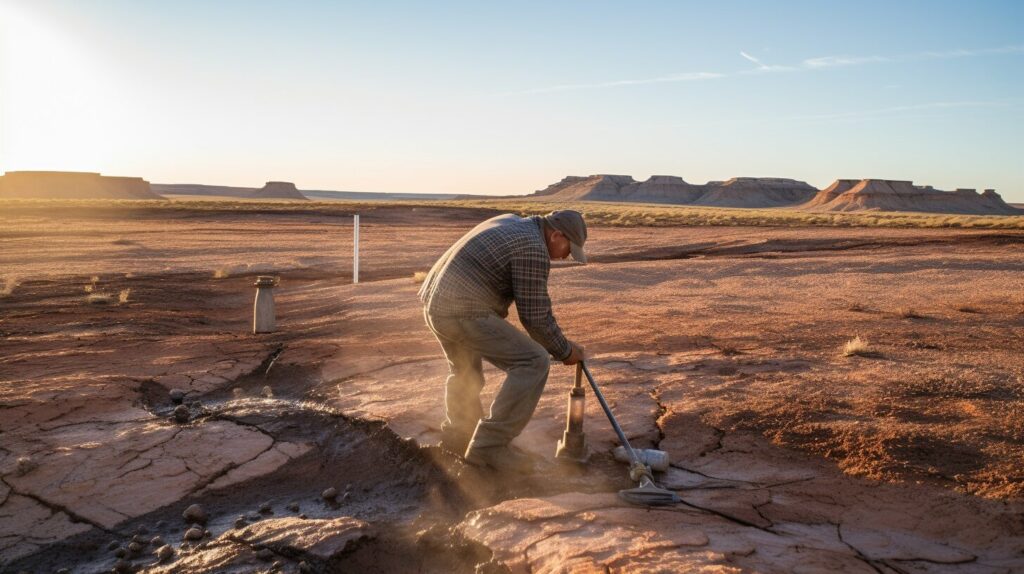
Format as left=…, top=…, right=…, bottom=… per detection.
left=530, top=174, right=1021, bottom=215
left=0, top=171, right=162, bottom=200
left=251, top=181, right=308, bottom=200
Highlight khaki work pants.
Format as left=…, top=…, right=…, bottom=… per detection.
left=424, top=310, right=550, bottom=451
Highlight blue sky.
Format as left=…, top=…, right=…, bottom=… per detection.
left=1, top=0, right=1022, bottom=200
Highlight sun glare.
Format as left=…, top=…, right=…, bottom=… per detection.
left=0, top=3, right=121, bottom=172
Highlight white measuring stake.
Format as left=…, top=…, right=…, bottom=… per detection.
left=353, top=214, right=360, bottom=284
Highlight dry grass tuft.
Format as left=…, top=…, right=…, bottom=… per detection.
left=87, top=292, right=114, bottom=305
left=1, top=276, right=19, bottom=297
left=412, top=271, right=428, bottom=284
left=213, top=268, right=230, bottom=279
left=898, top=307, right=924, bottom=319
left=119, top=288, right=132, bottom=304
left=843, top=336, right=878, bottom=357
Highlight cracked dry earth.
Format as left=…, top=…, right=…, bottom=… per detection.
left=2, top=206, right=1024, bottom=573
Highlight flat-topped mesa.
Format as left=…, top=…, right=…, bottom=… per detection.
left=0, top=171, right=163, bottom=200
left=694, top=177, right=817, bottom=208
left=251, top=181, right=308, bottom=200
left=802, top=178, right=1020, bottom=215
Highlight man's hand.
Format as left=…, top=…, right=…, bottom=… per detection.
left=562, top=341, right=585, bottom=365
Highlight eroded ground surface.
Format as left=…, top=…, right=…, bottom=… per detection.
left=1, top=206, right=1023, bottom=573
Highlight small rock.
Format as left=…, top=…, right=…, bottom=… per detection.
left=155, top=544, right=174, bottom=562
left=203, top=529, right=212, bottom=538
left=255, top=547, right=274, bottom=561
left=114, top=547, right=127, bottom=558
left=131, top=534, right=146, bottom=544
left=151, top=535, right=164, bottom=547
left=273, top=560, right=285, bottom=569
left=299, top=513, right=308, bottom=519
left=15, top=456, right=37, bottom=476
left=182, top=503, right=207, bottom=524
left=298, top=561, right=312, bottom=573
left=259, top=502, right=273, bottom=514
left=261, top=385, right=274, bottom=398
left=135, top=524, right=149, bottom=535
left=286, top=502, right=300, bottom=512
left=128, top=541, right=142, bottom=554
left=173, top=404, right=190, bottom=423
left=113, top=559, right=131, bottom=573
left=107, top=540, right=120, bottom=551
left=234, top=517, right=247, bottom=529
left=232, top=387, right=244, bottom=399
left=183, top=527, right=203, bottom=541
left=169, top=388, right=186, bottom=404
left=321, top=487, right=338, bottom=501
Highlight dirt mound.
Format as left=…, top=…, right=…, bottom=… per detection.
left=0, top=171, right=163, bottom=200
left=694, top=177, right=817, bottom=208
left=251, top=181, right=308, bottom=200
left=804, top=179, right=1021, bottom=215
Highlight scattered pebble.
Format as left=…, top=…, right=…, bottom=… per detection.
left=286, top=502, right=300, bottom=512
left=183, top=527, right=203, bottom=541
left=135, top=524, right=149, bottom=535
left=321, top=487, right=338, bottom=501
left=151, top=535, right=164, bottom=547
left=113, top=559, right=131, bottom=573
left=173, top=404, right=190, bottom=423
left=127, top=541, right=142, bottom=554
left=131, top=534, right=146, bottom=545
left=255, top=547, right=274, bottom=561
left=234, top=517, right=247, bottom=529
left=203, top=529, right=212, bottom=538
left=259, top=502, right=273, bottom=514
left=155, top=544, right=174, bottom=562
left=298, top=561, right=312, bottom=573
left=15, top=456, right=37, bottom=476
left=261, top=385, right=274, bottom=398
left=232, top=387, right=244, bottom=398
left=182, top=503, right=207, bottom=524
left=169, top=389, right=186, bottom=404
left=298, top=513, right=308, bottom=520
left=114, top=547, right=127, bottom=558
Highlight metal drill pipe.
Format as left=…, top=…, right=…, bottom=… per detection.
left=579, top=361, right=645, bottom=469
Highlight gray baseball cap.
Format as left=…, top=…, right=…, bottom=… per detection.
left=544, top=210, right=588, bottom=263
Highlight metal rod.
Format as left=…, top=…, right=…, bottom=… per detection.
left=353, top=214, right=360, bottom=284
left=579, top=361, right=645, bottom=469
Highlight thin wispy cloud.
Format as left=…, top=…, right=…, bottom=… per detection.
left=509, top=44, right=1024, bottom=95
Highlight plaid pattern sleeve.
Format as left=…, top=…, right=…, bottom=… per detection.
left=419, top=215, right=572, bottom=359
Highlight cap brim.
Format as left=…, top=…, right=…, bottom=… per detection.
left=570, top=242, right=587, bottom=264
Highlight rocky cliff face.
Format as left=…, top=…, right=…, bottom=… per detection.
left=251, top=181, right=308, bottom=200
left=530, top=174, right=813, bottom=207
left=802, top=179, right=1020, bottom=215
left=0, top=171, right=162, bottom=200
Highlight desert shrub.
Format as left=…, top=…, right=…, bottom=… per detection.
left=843, top=336, right=878, bottom=357
left=0, top=276, right=19, bottom=297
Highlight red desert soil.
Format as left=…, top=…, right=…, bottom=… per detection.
left=1, top=204, right=1023, bottom=573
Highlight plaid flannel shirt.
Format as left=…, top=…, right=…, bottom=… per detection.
left=419, top=214, right=572, bottom=360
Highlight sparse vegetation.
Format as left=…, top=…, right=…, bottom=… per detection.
left=898, top=307, right=924, bottom=319
left=1, top=276, right=19, bottom=297
left=2, top=197, right=1023, bottom=229
left=843, top=336, right=878, bottom=357
left=87, top=292, right=114, bottom=305
left=213, top=268, right=230, bottom=279
left=119, top=288, right=132, bottom=304
left=412, top=271, right=428, bottom=284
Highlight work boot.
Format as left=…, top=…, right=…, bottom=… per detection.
left=439, top=429, right=471, bottom=457
left=463, top=445, right=536, bottom=474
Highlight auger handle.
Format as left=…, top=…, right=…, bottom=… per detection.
left=579, top=361, right=648, bottom=473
